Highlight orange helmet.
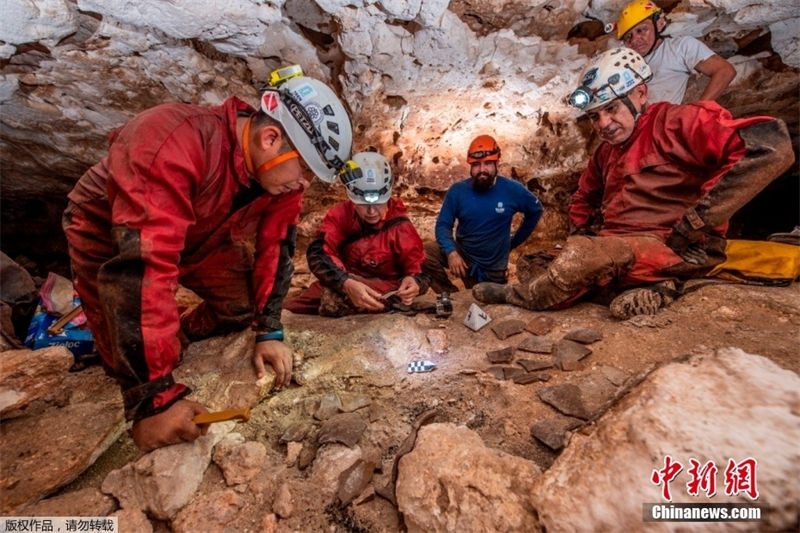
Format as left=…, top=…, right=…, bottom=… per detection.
left=467, top=135, right=501, bottom=163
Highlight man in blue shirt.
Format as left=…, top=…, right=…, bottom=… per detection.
left=423, top=135, right=544, bottom=293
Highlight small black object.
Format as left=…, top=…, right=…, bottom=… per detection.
left=435, top=292, right=453, bottom=318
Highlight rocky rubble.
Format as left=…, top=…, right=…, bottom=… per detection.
left=2, top=282, right=799, bottom=532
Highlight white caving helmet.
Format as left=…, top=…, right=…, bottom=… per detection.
left=339, top=151, right=393, bottom=205
left=261, top=65, right=353, bottom=183
left=568, top=47, right=653, bottom=112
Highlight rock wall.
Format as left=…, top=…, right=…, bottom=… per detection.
left=1, top=0, right=798, bottom=269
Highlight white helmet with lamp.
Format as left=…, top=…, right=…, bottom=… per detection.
left=261, top=65, right=353, bottom=183
left=339, top=152, right=393, bottom=205
left=568, top=47, right=653, bottom=112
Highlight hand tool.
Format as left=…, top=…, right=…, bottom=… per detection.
left=192, top=408, right=250, bottom=425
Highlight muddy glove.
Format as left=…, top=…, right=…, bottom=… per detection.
left=666, top=218, right=709, bottom=264
left=680, top=244, right=709, bottom=265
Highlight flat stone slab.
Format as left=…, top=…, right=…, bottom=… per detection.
left=562, top=327, right=603, bottom=345
left=538, top=374, right=620, bottom=420
left=513, top=372, right=552, bottom=385
left=315, top=393, right=342, bottom=420
left=525, top=315, right=555, bottom=335
left=517, top=336, right=554, bottom=354
left=486, top=366, right=506, bottom=380
left=485, top=365, right=525, bottom=380
left=490, top=319, right=526, bottom=340
left=538, top=383, right=589, bottom=419
left=486, top=346, right=514, bottom=364
left=517, top=358, right=555, bottom=372
left=338, top=393, right=372, bottom=413
left=318, top=412, right=367, bottom=448
left=555, top=339, right=592, bottom=371
left=338, top=458, right=376, bottom=505
left=597, top=365, right=630, bottom=386
left=279, top=422, right=313, bottom=443
left=530, top=415, right=584, bottom=450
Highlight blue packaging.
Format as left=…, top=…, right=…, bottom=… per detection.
left=24, top=299, right=94, bottom=356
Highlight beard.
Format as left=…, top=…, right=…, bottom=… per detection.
left=471, top=172, right=496, bottom=192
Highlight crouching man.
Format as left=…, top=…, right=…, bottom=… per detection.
left=284, top=152, right=429, bottom=316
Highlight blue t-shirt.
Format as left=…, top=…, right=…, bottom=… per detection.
left=435, top=176, right=543, bottom=271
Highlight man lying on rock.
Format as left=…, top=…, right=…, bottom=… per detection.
left=284, top=151, right=430, bottom=316
left=473, top=47, right=794, bottom=319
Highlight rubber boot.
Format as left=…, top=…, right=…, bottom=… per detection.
left=472, top=282, right=509, bottom=304
left=609, top=281, right=676, bottom=319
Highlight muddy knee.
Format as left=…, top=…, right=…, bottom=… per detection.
left=547, top=236, right=634, bottom=292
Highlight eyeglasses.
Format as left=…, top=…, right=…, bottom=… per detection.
left=468, top=149, right=499, bottom=160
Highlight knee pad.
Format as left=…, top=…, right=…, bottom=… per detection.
left=547, top=236, right=634, bottom=292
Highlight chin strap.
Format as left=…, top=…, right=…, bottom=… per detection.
left=242, top=115, right=300, bottom=178
left=620, top=95, right=640, bottom=120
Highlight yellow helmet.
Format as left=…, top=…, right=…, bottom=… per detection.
left=616, top=0, right=662, bottom=39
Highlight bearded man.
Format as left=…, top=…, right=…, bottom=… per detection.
left=422, top=135, right=543, bottom=293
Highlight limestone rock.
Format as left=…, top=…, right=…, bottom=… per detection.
left=0, top=345, right=73, bottom=418
left=112, top=508, right=153, bottom=533
left=396, top=423, right=541, bottom=533
left=101, top=423, right=230, bottom=520
left=531, top=348, right=800, bottom=532
left=20, top=487, right=115, bottom=517
left=0, top=399, right=125, bottom=513
left=426, top=328, right=449, bottom=354
left=175, top=330, right=275, bottom=411
left=212, top=433, right=267, bottom=486
left=171, top=489, right=245, bottom=533
left=272, top=482, right=293, bottom=518
left=308, top=445, right=362, bottom=501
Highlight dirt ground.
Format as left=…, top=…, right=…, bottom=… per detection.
left=60, top=274, right=799, bottom=532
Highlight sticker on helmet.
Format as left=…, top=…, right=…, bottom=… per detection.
left=262, top=92, right=279, bottom=112
left=582, top=67, right=598, bottom=87
left=366, top=168, right=376, bottom=183
left=292, top=83, right=317, bottom=101
left=623, top=71, right=634, bottom=87
left=304, top=102, right=323, bottom=125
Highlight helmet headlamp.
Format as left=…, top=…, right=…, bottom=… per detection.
left=568, top=86, right=592, bottom=110
left=362, top=191, right=381, bottom=204
left=467, top=148, right=500, bottom=160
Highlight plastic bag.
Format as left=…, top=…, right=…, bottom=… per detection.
left=24, top=273, right=93, bottom=356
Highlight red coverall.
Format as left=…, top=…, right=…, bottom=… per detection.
left=63, top=97, right=302, bottom=421
left=284, top=198, right=426, bottom=313
left=566, top=100, right=773, bottom=286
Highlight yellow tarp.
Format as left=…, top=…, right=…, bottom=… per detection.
left=709, top=240, right=800, bottom=281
